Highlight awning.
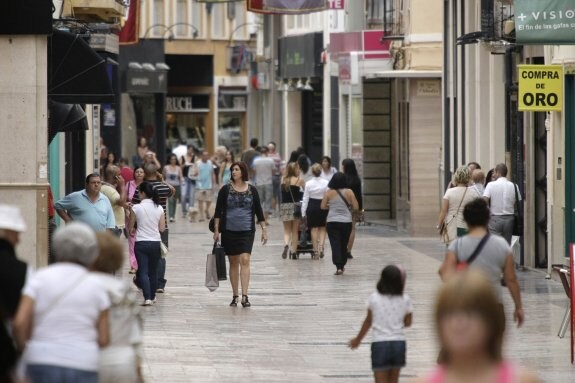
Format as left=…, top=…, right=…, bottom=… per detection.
left=48, top=101, right=89, bottom=143
left=48, top=29, right=115, bottom=104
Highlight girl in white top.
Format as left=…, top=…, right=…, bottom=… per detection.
left=129, top=182, right=166, bottom=306
left=13, top=223, right=110, bottom=383
left=349, top=265, right=413, bottom=383
left=92, top=232, right=143, bottom=383
left=302, top=164, right=329, bottom=259
left=320, top=156, right=337, bottom=182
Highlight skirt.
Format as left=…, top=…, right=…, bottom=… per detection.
left=306, top=199, right=328, bottom=228
left=280, top=202, right=297, bottom=221
left=221, top=230, right=255, bottom=255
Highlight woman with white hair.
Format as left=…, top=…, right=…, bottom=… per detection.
left=13, top=222, right=110, bottom=383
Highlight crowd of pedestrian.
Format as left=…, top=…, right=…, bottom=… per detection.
left=0, top=132, right=541, bottom=383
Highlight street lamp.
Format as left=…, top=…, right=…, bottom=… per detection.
left=143, top=23, right=199, bottom=40
left=227, top=22, right=262, bottom=46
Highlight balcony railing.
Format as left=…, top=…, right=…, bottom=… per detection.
left=68, top=0, right=126, bottom=23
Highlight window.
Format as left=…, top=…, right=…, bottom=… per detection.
left=175, top=0, right=187, bottom=36
left=152, top=0, right=164, bottom=36
left=367, top=0, right=403, bottom=36
left=367, top=0, right=383, bottom=23
left=211, top=3, right=225, bottom=39
left=191, top=1, right=203, bottom=37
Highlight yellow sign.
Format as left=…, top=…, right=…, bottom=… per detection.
left=518, top=65, right=563, bottom=112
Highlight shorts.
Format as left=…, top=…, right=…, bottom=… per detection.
left=371, top=341, right=406, bottom=371
left=257, top=184, right=273, bottom=213
left=195, top=189, right=213, bottom=202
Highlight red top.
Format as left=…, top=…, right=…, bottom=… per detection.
left=427, top=362, right=514, bottom=383
left=47, top=186, right=55, bottom=218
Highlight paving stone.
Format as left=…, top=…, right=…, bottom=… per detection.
left=124, top=218, right=575, bottom=382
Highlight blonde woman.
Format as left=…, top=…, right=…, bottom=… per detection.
left=436, top=166, right=479, bottom=244
left=280, top=162, right=305, bottom=259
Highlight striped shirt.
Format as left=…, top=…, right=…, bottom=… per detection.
left=132, top=180, right=172, bottom=226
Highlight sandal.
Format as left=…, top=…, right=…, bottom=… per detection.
left=241, top=295, right=251, bottom=308
left=282, top=245, right=289, bottom=259
left=230, top=295, right=239, bottom=307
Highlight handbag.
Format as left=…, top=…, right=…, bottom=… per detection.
left=187, top=161, right=198, bottom=181
left=213, top=242, right=227, bottom=281
left=440, top=187, right=468, bottom=244
left=455, top=234, right=490, bottom=271
left=513, top=184, right=523, bottom=236
left=160, top=242, right=169, bottom=258
left=205, top=252, right=219, bottom=292
left=288, top=185, right=303, bottom=219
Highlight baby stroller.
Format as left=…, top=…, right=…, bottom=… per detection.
left=291, top=218, right=314, bottom=259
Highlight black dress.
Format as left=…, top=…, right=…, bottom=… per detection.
left=306, top=199, right=328, bottom=228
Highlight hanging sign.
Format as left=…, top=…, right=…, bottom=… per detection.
left=518, top=65, right=563, bottom=112
left=514, top=0, right=575, bottom=45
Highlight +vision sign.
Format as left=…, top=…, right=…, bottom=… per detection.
left=514, top=0, right=575, bottom=44
left=518, top=65, right=563, bottom=112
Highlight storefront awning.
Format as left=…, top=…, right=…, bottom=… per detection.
left=48, top=101, right=89, bottom=143
left=124, top=62, right=169, bottom=94
left=48, top=29, right=115, bottom=104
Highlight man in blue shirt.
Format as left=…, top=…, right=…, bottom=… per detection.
left=54, top=173, right=115, bottom=232
left=196, top=151, right=216, bottom=222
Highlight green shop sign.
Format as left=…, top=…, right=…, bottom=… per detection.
left=515, top=0, right=575, bottom=45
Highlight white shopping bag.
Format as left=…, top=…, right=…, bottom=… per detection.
left=205, top=253, right=219, bottom=292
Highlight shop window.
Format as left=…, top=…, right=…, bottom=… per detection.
left=218, top=114, right=243, bottom=158
left=166, top=113, right=206, bottom=151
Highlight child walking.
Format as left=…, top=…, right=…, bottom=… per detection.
left=349, top=265, right=413, bottom=383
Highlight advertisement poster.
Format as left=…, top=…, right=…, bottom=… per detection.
left=248, top=0, right=327, bottom=14
left=514, top=0, right=575, bottom=45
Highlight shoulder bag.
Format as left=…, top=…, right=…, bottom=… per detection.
left=439, top=187, right=468, bottom=243
left=335, top=189, right=354, bottom=214
left=455, top=234, right=490, bottom=271
left=513, top=184, right=523, bottom=237
left=288, top=184, right=303, bottom=219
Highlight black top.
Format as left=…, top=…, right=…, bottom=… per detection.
left=132, top=179, right=174, bottom=226
left=281, top=185, right=303, bottom=203
left=347, top=177, right=363, bottom=210
left=214, top=184, right=265, bottom=232
left=0, top=239, right=27, bottom=319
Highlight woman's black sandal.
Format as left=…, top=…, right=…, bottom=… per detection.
left=241, top=295, right=251, bottom=307
left=230, top=296, right=239, bottom=307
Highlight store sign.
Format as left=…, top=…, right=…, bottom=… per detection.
left=518, top=65, right=563, bottom=112
left=278, top=32, right=323, bottom=79
left=166, top=96, right=193, bottom=112
left=126, top=71, right=168, bottom=93
left=328, top=0, right=344, bottom=9
left=514, top=0, right=575, bottom=45
left=248, top=0, right=327, bottom=14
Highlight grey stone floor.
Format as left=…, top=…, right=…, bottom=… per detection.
left=126, top=216, right=575, bottom=382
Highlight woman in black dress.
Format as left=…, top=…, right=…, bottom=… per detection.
left=342, top=159, right=363, bottom=259
left=302, top=164, right=329, bottom=259
left=213, top=161, right=267, bottom=307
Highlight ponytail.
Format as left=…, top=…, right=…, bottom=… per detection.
left=138, top=182, right=160, bottom=206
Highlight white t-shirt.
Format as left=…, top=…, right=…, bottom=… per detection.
left=132, top=199, right=163, bottom=242
left=483, top=177, right=520, bottom=215
left=367, top=292, right=413, bottom=342
left=22, top=263, right=110, bottom=371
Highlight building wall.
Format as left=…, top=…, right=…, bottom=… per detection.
left=0, top=36, right=49, bottom=267
left=408, top=79, right=442, bottom=235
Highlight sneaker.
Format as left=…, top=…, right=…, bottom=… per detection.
left=169, top=217, right=175, bottom=223
left=142, top=300, right=153, bottom=306
left=156, top=288, right=165, bottom=293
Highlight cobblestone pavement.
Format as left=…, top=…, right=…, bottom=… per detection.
left=126, top=217, right=575, bottom=382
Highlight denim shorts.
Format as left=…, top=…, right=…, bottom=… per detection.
left=371, top=341, right=406, bottom=371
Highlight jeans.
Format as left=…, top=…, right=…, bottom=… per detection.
left=158, top=229, right=169, bottom=289
left=327, top=222, right=352, bottom=270
left=135, top=241, right=161, bottom=300
left=183, top=178, right=196, bottom=213
left=168, top=185, right=181, bottom=219
left=27, top=364, right=98, bottom=383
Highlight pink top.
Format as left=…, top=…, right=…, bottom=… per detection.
left=427, top=362, right=514, bottom=383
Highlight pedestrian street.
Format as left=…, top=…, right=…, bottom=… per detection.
left=131, top=219, right=575, bottom=382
